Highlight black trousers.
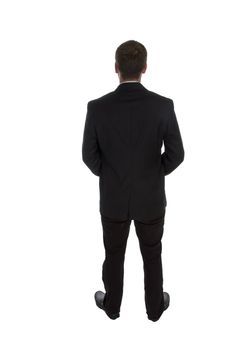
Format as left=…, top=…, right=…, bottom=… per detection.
left=100, top=208, right=166, bottom=321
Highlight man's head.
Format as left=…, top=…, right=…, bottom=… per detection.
left=115, top=40, right=147, bottom=82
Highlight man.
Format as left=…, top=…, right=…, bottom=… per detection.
left=82, top=40, right=185, bottom=322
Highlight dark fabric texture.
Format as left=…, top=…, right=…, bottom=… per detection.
left=82, top=82, right=184, bottom=221
left=101, top=209, right=166, bottom=319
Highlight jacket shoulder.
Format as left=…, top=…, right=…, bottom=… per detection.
left=146, top=89, right=173, bottom=104
left=88, top=91, right=115, bottom=107
left=87, top=88, right=174, bottom=109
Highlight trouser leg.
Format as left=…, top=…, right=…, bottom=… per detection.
left=101, top=214, right=131, bottom=315
left=134, top=209, right=166, bottom=320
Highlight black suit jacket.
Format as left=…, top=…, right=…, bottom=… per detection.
left=82, top=82, right=184, bottom=221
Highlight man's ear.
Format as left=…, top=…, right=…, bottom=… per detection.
left=115, top=62, right=120, bottom=74
left=142, top=63, right=147, bottom=74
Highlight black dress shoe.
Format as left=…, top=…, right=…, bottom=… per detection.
left=148, top=292, right=170, bottom=322
left=94, top=291, right=120, bottom=320
left=163, top=291, right=170, bottom=311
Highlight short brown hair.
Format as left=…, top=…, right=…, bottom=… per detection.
left=115, top=40, right=147, bottom=80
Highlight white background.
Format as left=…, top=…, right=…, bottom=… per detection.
left=0, top=0, right=233, bottom=349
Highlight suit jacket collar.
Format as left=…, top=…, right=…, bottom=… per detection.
left=114, top=82, right=147, bottom=92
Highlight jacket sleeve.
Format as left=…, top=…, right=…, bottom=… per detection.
left=82, top=101, right=102, bottom=176
left=161, top=100, right=185, bottom=175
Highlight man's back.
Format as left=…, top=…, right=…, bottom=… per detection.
left=82, top=81, right=184, bottom=221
